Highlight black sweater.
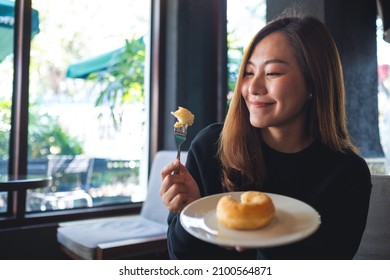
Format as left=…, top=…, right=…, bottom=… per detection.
left=167, top=123, right=372, bottom=259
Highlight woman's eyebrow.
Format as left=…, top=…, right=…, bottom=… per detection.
left=246, top=59, right=289, bottom=67
left=264, top=59, right=289, bottom=65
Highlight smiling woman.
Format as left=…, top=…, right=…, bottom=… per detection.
left=161, top=14, right=372, bottom=260
left=0, top=0, right=386, bottom=262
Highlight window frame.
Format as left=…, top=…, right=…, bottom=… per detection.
left=1, top=0, right=150, bottom=227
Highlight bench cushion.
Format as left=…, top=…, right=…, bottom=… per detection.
left=57, top=215, right=167, bottom=260
left=354, top=175, right=390, bottom=259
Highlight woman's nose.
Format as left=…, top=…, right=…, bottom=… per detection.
left=248, top=75, right=266, bottom=95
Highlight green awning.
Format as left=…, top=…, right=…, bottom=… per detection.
left=0, top=0, right=40, bottom=62
left=66, top=37, right=144, bottom=79
left=66, top=47, right=125, bottom=79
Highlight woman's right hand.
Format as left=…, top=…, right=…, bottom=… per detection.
left=160, top=159, right=201, bottom=212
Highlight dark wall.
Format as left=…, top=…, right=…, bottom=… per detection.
left=0, top=225, right=64, bottom=259
left=326, top=0, right=382, bottom=157
left=151, top=0, right=227, bottom=153
left=163, top=0, right=220, bottom=149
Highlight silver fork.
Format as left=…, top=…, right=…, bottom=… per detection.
left=173, top=124, right=188, bottom=174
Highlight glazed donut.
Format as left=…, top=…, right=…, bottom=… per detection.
left=216, top=191, right=275, bottom=230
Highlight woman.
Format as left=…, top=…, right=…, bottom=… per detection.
left=160, top=15, right=372, bottom=260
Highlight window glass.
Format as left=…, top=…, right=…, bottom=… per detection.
left=0, top=0, right=15, bottom=213
left=19, top=0, right=150, bottom=212
left=377, top=17, right=390, bottom=174
left=227, top=0, right=266, bottom=103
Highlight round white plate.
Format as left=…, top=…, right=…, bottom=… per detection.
left=180, top=192, right=321, bottom=248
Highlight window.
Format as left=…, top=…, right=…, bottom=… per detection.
left=0, top=0, right=151, bottom=218
left=226, top=0, right=266, bottom=103
left=0, top=0, right=16, bottom=213
left=377, top=17, right=390, bottom=174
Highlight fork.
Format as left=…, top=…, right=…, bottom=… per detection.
left=173, top=124, right=188, bottom=174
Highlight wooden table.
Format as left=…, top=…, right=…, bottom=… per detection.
left=0, top=175, right=51, bottom=219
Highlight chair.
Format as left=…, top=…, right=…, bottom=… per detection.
left=57, top=150, right=187, bottom=259
left=354, top=175, right=390, bottom=259
left=27, top=155, right=94, bottom=212
left=47, top=155, right=94, bottom=191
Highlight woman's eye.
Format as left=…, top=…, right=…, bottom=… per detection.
left=266, top=72, right=281, bottom=77
left=243, top=71, right=254, bottom=77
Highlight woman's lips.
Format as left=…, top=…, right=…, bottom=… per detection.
left=249, top=101, right=275, bottom=108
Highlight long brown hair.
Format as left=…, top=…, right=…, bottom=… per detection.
left=219, top=15, right=359, bottom=192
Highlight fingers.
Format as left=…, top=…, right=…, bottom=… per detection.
left=235, top=246, right=247, bottom=252
left=160, top=163, right=185, bottom=195
left=222, top=246, right=247, bottom=252
left=160, top=159, right=184, bottom=179
left=159, top=172, right=185, bottom=197
left=160, top=160, right=201, bottom=212
left=164, top=190, right=189, bottom=212
left=160, top=164, right=187, bottom=212
left=160, top=180, right=189, bottom=212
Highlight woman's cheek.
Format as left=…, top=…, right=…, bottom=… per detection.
left=241, top=83, right=249, bottom=98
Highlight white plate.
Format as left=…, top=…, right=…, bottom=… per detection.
left=180, top=192, right=321, bottom=248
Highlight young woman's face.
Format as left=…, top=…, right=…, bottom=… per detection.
left=241, top=31, right=309, bottom=131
